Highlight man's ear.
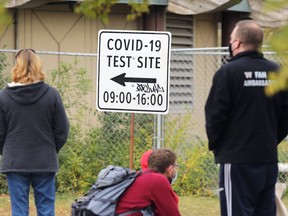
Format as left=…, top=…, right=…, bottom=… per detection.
left=165, top=165, right=173, bottom=176
left=236, top=39, right=241, bottom=49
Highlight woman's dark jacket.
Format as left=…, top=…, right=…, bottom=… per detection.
left=0, top=81, right=69, bottom=173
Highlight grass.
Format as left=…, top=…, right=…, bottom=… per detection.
left=179, top=196, right=220, bottom=215
left=0, top=193, right=287, bottom=216
left=0, top=193, right=73, bottom=216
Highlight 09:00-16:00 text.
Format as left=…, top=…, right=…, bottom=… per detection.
left=103, top=91, right=164, bottom=106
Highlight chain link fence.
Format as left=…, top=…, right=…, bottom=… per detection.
left=1, top=47, right=288, bottom=195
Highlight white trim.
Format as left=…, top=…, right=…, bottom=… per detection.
left=224, top=163, right=232, bottom=216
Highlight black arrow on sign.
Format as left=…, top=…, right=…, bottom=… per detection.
left=111, top=73, right=157, bottom=86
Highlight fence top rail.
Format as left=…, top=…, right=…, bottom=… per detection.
left=0, top=48, right=277, bottom=56
left=0, top=49, right=98, bottom=57
left=172, top=47, right=228, bottom=52
left=171, top=51, right=228, bottom=55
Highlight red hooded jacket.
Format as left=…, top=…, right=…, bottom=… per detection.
left=115, top=169, right=181, bottom=216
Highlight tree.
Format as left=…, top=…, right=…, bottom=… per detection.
left=74, top=0, right=149, bottom=23
left=263, top=0, right=288, bottom=95
left=0, top=1, right=10, bottom=32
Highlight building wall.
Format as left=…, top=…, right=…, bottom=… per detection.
left=194, top=13, right=218, bottom=48
left=15, top=4, right=141, bottom=70
left=193, top=13, right=219, bottom=138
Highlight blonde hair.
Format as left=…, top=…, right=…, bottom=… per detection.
left=12, top=49, right=45, bottom=83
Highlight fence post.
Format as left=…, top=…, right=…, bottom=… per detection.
left=129, top=113, right=135, bottom=169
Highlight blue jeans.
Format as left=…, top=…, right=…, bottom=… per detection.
left=6, top=172, right=56, bottom=216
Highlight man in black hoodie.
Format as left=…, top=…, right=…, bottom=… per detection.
left=205, top=20, right=288, bottom=216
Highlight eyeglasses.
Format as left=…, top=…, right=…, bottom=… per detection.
left=15, top=49, right=36, bottom=58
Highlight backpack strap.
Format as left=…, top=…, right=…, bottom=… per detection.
left=117, top=209, right=142, bottom=216
left=116, top=206, right=154, bottom=216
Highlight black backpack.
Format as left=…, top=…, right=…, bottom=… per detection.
left=71, top=165, right=153, bottom=216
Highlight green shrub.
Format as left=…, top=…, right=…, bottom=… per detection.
left=164, top=113, right=218, bottom=197
left=0, top=52, right=8, bottom=193
left=46, top=60, right=97, bottom=194
left=47, top=60, right=92, bottom=121
left=278, top=139, right=288, bottom=197
left=173, top=144, right=218, bottom=197
left=56, top=125, right=103, bottom=193
left=0, top=52, right=8, bottom=88
left=95, top=112, right=154, bottom=170
left=56, top=112, right=154, bottom=194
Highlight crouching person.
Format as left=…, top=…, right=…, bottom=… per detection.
left=115, top=148, right=181, bottom=216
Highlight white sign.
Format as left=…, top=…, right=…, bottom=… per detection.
left=96, top=30, right=171, bottom=114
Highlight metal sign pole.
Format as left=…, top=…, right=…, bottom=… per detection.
left=129, top=113, right=135, bottom=169
left=157, top=114, right=162, bottom=149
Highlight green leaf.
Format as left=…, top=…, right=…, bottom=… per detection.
left=269, top=26, right=288, bottom=53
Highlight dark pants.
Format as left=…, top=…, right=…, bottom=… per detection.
left=219, top=163, right=278, bottom=216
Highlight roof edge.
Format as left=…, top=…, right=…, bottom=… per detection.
left=6, top=0, right=168, bottom=9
